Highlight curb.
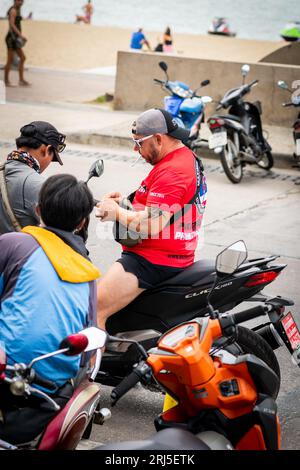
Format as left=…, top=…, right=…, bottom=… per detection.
left=67, top=131, right=297, bottom=170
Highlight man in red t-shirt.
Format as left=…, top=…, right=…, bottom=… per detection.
left=96, top=108, right=207, bottom=329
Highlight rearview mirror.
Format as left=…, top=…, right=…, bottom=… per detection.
left=85, top=159, right=104, bottom=184
left=59, top=327, right=107, bottom=356
left=216, top=240, right=247, bottom=275
left=78, top=327, right=107, bottom=351
left=277, top=80, right=289, bottom=90
left=159, top=61, right=168, bottom=72
left=241, top=64, right=250, bottom=76
left=201, top=79, right=210, bottom=87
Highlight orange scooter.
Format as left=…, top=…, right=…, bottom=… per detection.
left=105, top=241, right=295, bottom=450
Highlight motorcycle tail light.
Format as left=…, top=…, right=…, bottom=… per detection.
left=245, top=271, right=279, bottom=287
left=208, top=118, right=225, bottom=129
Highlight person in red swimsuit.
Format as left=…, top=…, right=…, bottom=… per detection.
left=95, top=108, right=207, bottom=329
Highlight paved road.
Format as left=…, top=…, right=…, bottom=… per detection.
left=1, top=140, right=299, bottom=449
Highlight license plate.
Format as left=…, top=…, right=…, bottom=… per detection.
left=209, top=131, right=227, bottom=149
left=281, top=311, right=300, bottom=350
left=296, top=139, right=300, bottom=156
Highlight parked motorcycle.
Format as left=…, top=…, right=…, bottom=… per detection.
left=207, top=64, right=273, bottom=183
left=154, top=61, right=212, bottom=149
left=97, top=241, right=299, bottom=450
left=0, top=327, right=110, bottom=450
left=277, top=79, right=300, bottom=168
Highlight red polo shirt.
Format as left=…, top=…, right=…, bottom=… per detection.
left=124, top=147, right=207, bottom=267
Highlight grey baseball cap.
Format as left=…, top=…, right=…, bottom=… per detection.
left=132, top=108, right=190, bottom=142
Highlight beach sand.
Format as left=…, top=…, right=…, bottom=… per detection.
left=0, top=20, right=285, bottom=71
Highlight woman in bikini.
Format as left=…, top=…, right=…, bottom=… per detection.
left=163, top=27, right=174, bottom=53
left=4, top=0, right=30, bottom=87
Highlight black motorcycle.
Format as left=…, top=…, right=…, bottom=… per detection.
left=277, top=79, right=300, bottom=169
left=99, top=253, right=294, bottom=387
left=84, top=161, right=297, bottom=390
left=207, top=64, right=273, bottom=183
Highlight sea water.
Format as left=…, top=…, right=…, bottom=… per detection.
left=1, top=0, right=299, bottom=41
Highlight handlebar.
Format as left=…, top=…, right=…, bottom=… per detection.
left=282, top=102, right=294, bottom=107
left=111, top=362, right=151, bottom=406
left=31, top=370, right=57, bottom=391
left=153, top=78, right=165, bottom=84
left=219, top=304, right=269, bottom=336
left=248, top=79, right=259, bottom=88
left=216, top=79, right=259, bottom=111
left=231, top=305, right=268, bottom=324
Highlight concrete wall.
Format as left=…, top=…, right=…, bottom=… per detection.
left=114, top=51, right=300, bottom=128
left=260, top=42, right=300, bottom=66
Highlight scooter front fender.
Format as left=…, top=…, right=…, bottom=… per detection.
left=38, top=380, right=101, bottom=450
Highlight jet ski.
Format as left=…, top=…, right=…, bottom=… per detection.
left=280, top=22, right=300, bottom=42
left=208, top=17, right=236, bottom=37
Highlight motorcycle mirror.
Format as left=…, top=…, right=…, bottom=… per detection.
left=201, top=79, right=210, bottom=87
left=241, top=64, right=250, bottom=76
left=85, top=159, right=104, bottom=184
left=159, top=61, right=168, bottom=72
left=77, top=327, right=107, bottom=352
left=201, top=95, right=213, bottom=104
left=277, top=80, right=289, bottom=91
left=216, top=240, right=248, bottom=276
left=59, top=328, right=107, bottom=356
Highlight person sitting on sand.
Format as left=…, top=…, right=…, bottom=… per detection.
left=130, top=28, right=151, bottom=51
left=76, top=0, right=93, bottom=25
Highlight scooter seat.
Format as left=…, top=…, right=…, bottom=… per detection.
left=157, top=259, right=215, bottom=287
left=96, top=427, right=210, bottom=450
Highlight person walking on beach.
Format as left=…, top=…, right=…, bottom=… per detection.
left=130, top=28, right=151, bottom=51
left=4, top=0, right=30, bottom=87
left=76, top=0, right=94, bottom=24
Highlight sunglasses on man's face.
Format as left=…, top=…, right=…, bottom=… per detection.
left=132, top=134, right=154, bottom=149
left=57, top=142, right=66, bottom=153
left=36, top=133, right=66, bottom=153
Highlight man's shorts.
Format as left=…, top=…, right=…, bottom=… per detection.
left=117, top=251, right=185, bottom=289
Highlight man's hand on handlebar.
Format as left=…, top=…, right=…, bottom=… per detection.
left=95, top=199, right=120, bottom=222
left=102, top=191, right=123, bottom=204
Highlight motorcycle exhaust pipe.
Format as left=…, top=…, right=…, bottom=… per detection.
left=254, top=324, right=283, bottom=350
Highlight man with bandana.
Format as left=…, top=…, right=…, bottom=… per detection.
left=0, top=121, right=66, bottom=234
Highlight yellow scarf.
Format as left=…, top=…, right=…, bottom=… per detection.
left=22, top=226, right=100, bottom=283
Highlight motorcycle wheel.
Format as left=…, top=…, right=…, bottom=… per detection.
left=256, top=151, right=274, bottom=170
left=220, top=135, right=243, bottom=184
left=236, top=326, right=280, bottom=380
